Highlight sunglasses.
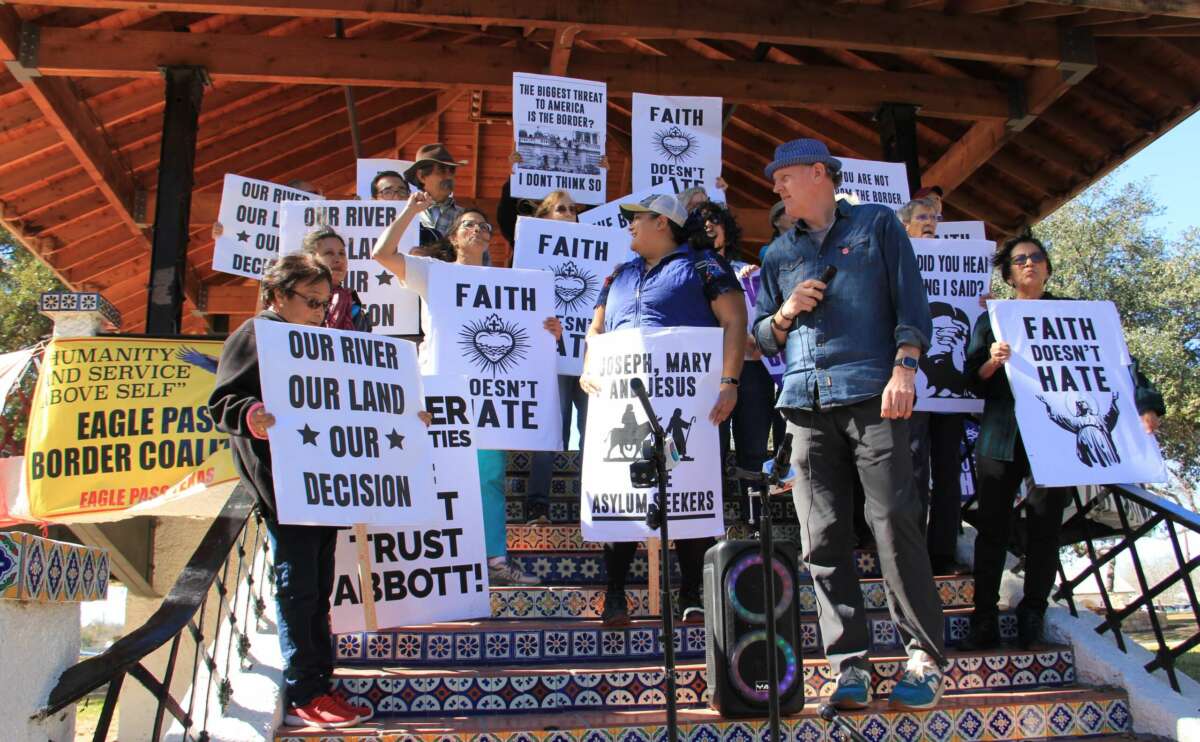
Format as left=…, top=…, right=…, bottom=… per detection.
left=377, top=186, right=408, bottom=197
left=1010, top=252, right=1047, bottom=266
left=287, top=289, right=332, bottom=311
left=460, top=221, right=493, bottom=234
left=553, top=204, right=578, bottom=215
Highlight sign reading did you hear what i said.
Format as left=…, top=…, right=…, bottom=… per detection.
left=254, top=320, right=437, bottom=526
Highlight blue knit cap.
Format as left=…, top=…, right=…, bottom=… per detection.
left=763, top=138, right=842, bottom=180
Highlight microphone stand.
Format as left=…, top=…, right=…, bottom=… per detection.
left=629, top=378, right=679, bottom=742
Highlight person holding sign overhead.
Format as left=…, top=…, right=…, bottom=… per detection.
left=753, top=138, right=947, bottom=711
left=962, top=235, right=1166, bottom=652
left=580, top=194, right=746, bottom=626
left=208, top=254, right=371, bottom=729
left=373, top=193, right=564, bottom=586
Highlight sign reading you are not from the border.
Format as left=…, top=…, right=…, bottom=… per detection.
left=255, top=320, right=437, bottom=526
left=331, top=375, right=489, bottom=632
left=212, top=174, right=313, bottom=279
left=512, top=216, right=632, bottom=375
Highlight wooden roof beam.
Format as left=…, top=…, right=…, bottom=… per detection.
left=0, top=0, right=1073, bottom=66
left=1033, top=1, right=1200, bottom=20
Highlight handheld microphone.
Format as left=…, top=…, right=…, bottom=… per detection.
left=763, top=433, right=795, bottom=486
left=819, top=264, right=838, bottom=286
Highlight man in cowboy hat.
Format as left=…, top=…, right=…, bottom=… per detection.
left=404, top=143, right=469, bottom=240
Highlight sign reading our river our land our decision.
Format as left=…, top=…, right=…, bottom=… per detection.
left=212, top=174, right=313, bottom=279
left=511, top=216, right=632, bottom=375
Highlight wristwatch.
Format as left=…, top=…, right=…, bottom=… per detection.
left=894, top=356, right=919, bottom=371
left=720, top=376, right=740, bottom=386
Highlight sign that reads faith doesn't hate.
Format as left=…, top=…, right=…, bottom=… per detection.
left=631, top=93, right=723, bottom=198
left=581, top=327, right=725, bottom=542
left=511, top=72, right=607, bottom=205
left=512, top=216, right=632, bottom=375
left=989, top=300, right=1167, bottom=487
left=255, top=320, right=437, bottom=526
left=331, top=375, right=489, bottom=632
left=212, top=174, right=313, bottom=279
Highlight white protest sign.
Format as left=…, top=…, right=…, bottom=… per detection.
left=355, top=158, right=413, bottom=200
left=912, top=238, right=992, bottom=414
left=280, top=200, right=422, bottom=335
left=423, top=261, right=562, bottom=451
left=254, top=320, right=438, bottom=526
left=212, top=174, right=313, bottom=279
left=581, top=327, right=724, bottom=542
left=512, top=217, right=632, bottom=375
left=739, top=270, right=786, bottom=384
left=512, top=72, right=607, bottom=205
left=989, top=300, right=1167, bottom=486
left=836, top=158, right=910, bottom=211
left=578, top=188, right=658, bottom=230
left=331, top=375, right=489, bottom=632
left=632, top=93, right=722, bottom=198
left=937, top=221, right=987, bottom=241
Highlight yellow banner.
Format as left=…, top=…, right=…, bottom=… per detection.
left=25, top=337, right=235, bottom=519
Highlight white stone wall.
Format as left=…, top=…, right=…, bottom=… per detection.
left=0, top=600, right=80, bottom=742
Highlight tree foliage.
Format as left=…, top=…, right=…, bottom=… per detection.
left=0, top=228, right=63, bottom=353
left=1031, top=177, right=1200, bottom=490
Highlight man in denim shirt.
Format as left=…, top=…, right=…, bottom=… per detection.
left=753, top=139, right=947, bottom=711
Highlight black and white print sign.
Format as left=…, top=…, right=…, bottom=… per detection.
left=835, top=158, right=910, bottom=211
left=989, top=300, right=1167, bottom=486
left=937, top=221, right=987, bottom=241
left=912, top=238, right=992, bottom=414
left=631, top=93, right=723, bottom=197
left=212, top=174, right=313, bottom=279
left=511, top=217, right=632, bottom=375
left=577, top=188, right=657, bottom=230
left=331, top=375, right=489, bottom=632
left=424, top=261, right=562, bottom=451
left=511, top=72, right=607, bottom=204
left=280, top=200, right=422, bottom=335
left=255, top=320, right=437, bottom=526
left=355, top=158, right=413, bottom=201
left=581, top=327, right=724, bottom=542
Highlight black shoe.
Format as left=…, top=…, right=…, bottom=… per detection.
left=1017, top=608, right=1045, bottom=650
left=602, top=591, right=630, bottom=626
left=677, top=594, right=704, bottom=624
left=960, top=613, right=1001, bottom=651
left=524, top=500, right=551, bottom=525
left=930, top=555, right=971, bottom=576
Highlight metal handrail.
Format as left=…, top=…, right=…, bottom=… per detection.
left=34, top=484, right=267, bottom=740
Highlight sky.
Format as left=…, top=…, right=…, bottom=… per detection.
left=1089, top=110, right=1200, bottom=241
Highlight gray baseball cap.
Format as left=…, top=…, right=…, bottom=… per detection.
left=619, top=194, right=688, bottom=227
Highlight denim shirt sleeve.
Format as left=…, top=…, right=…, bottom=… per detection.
left=879, top=212, right=931, bottom=353
left=752, top=246, right=786, bottom=356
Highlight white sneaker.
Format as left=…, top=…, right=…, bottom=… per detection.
left=489, top=559, right=540, bottom=586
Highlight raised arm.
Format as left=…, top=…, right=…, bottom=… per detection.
left=371, top=191, right=434, bottom=280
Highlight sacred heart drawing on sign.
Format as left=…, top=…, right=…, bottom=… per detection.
left=653, top=126, right=697, bottom=164
left=552, top=261, right=598, bottom=313
left=1036, top=391, right=1122, bottom=468
left=458, top=313, right=530, bottom=376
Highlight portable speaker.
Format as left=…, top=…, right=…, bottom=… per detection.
left=703, top=539, right=806, bottom=717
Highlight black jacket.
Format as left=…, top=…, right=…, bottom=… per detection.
left=209, top=311, right=281, bottom=518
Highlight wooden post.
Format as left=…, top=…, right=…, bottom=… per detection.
left=353, top=524, right=379, bottom=631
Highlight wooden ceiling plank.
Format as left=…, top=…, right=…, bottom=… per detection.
left=1034, top=1, right=1200, bottom=20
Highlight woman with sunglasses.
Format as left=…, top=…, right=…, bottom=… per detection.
left=962, top=236, right=1165, bottom=651
left=373, top=193, right=563, bottom=586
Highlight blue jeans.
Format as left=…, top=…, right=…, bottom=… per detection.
left=477, top=449, right=509, bottom=558
left=263, top=517, right=339, bottom=708
left=529, top=375, right=589, bottom=506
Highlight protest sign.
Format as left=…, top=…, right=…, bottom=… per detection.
left=631, top=93, right=722, bottom=197
left=423, top=261, right=562, bottom=450
left=836, top=158, right=910, bottom=211
left=254, top=320, right=437, bottom=526
left=578, top=188, right=658, bottom=230
left=355, top=158, right=413, bottom=200
left=512, top=72, right=607, bottom=204
left=212, top=174, right=313, bottom=279
left=937, top=221, right=987, bottom=241
left=511, top=216, right=632, bottom=375
left=280, top=200, right=422, bottom=335
left=580, top=327, right=724, bottom=542
left=24, top=337, right=232, bottom=519
left=989, top=300, right=1167, bottom=487
left=331, top=375, right=489, bottom=632
left=912, top=238, right=992, bottom=413
left=738, top=270, right=786, bottom=384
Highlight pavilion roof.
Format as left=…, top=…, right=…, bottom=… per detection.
left=1, top=0, right=1197, bottom=332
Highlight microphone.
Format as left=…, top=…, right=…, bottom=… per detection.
left=763, top=433, right=794, bottom=486
left=819, top=264, right=838, bottom=286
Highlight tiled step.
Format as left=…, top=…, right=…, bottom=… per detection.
left=276, top=687, right=1132, bottom=740
left=328, top=647, right=1075, bottom=718
left=507, top=523, right=818, bottom=557
left=333, top=610, right=1019, bottom=666
left=507, top=547, right=883, bottom=584
left=487, top=575, right=975, bottom=619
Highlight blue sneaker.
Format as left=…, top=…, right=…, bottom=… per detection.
left=828, top=666, right=872, bottom=710
left=889, top=651, right=944, bottom=710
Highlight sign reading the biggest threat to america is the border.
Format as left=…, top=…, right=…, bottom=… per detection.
left=24, top=337, right=231, bottom=519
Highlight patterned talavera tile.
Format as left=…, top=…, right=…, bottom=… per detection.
left=1, top=533, right=109, bottom=604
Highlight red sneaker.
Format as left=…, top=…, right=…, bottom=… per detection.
left=284, top=693, right=361, bottom=728
left=330, top=689, right=374, bottom=721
